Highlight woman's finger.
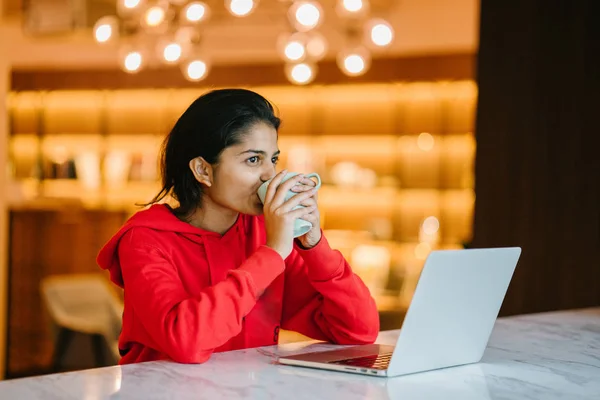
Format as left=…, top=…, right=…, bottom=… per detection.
left=288, top=204, right=317, bottom=220
left=290, top=181, right=316, bottom=192
left=299, top=197, right=317, bottom=207
left=278, top=187, right=317, bottom=213
left=270, top=174, right=305, bottom=208
left=290, top=184, right=307, bottom=193
left=300, top=210, right=319, bottom=225
left=264, top=170, right=287, bottom=205
left=300, top=177, right=317, bottom=187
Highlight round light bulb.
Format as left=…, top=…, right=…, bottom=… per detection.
left=123, top=0, right=141, bottom=8
left=342, top=0, right=363, bottom=12
left=163, top=43, right=182, bottom=62
left=344, top=54, right=364, bottom=74
left=123, top=52, right=143, bottom=73
left=185, top=60, right=208, bottom=81
left=145, top=6, right=165, bottom=27
left=338, top=47, right=371, bottom=76
left=93, top=16, right=118, bottom=44
left=370, top=21, right=394, bottom=47
left=117, top=0, right=145, bottom=17
left=185, top=2, right=207, bottom=22
left=94, top=24, right=112, bottom=43
left=336, top=0, right=368, bottom=17
left=295, top=2, right=321, bottom=29
left=228, top=0, right=255, bottom=17
left=284, top=41, right=305, bottom=61
left=286, top=63, right=315, bottom=85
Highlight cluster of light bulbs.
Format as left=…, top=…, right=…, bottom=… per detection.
left=94, top=0, right=217, bottom=81
left=279, top=0, right=394, bottom=84
left=93, top=0, right=394, bottom=84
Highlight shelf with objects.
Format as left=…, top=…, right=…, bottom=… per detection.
left=6, top=81, right=477, bottom=364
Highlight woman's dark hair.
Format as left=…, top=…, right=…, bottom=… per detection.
left=146, top=88, right=281, bottom=216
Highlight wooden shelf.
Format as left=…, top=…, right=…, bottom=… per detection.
left=5, top=80, right=477, bottom=375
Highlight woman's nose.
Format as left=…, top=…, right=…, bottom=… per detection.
left=260, top=174, right=274, bottom=183
left=260, top=167, right=277, bottom=183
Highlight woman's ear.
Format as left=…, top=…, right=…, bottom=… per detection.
left=189, top=157, right=213, bottom=187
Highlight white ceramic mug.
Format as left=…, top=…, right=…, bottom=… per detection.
left=257, top=172, right=322, bottom=238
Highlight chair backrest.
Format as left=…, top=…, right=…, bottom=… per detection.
left=41, top=273, right=123, bottom=337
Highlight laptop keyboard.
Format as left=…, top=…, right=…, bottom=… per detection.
left=329, top=352, right=392, bottom=370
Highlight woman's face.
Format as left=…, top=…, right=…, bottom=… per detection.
left=207, top=122, right=280, bottom=216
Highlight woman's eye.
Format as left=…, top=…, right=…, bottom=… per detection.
left=247, top=156, right=259, bottom=164
left=272, top=157, right=279, bottom=165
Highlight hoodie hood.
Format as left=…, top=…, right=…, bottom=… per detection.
left=97, top=204, right=244, bottom=288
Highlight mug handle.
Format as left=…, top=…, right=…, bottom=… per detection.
left=304, top=173, right=322, bottom=189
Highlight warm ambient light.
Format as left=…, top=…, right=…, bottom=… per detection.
left=93, top=16, right=118, bottom=43
left=338, top=47, right=371, bottom=76
left=337, top=0, right=368, bottom=17
left=344, top=55, right=364, bottom=74
left=342, top=0, right=363, bottom=12
left=184, top=2, right=208, bottom=22
left=123, top=0, right=141, bottom=9
left=286, top=63, right=315, bottom=85
left=95, top=0, right=394, bottom=82
left=145, top=6, right=166, bottom=27
left=123, top=51, right=143, bottom=72
left=415, top=242, right=432, bottom=260
left=184, top=60, right=209, bottom=81
left=369, top=19, right=394, bottom=47
left=162, top=43, right=182, bottom=63
left=94, top=24, right=112, bottom=43
left=284, top=40, right=306, bottom=61
left=290, top=1, right=322, bottom=31
left=417, top=132, right=435, bottom=151
left=306, top=32, right=327, bottom=60
left=422, top=216, right=440, bottom=235
left=296, top=3, right=320, bottom=27
left=117, top=0, right=144, bottom=16
left=227, top=0, right=255, bottom=17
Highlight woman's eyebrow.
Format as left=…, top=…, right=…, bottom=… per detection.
left=238, top=149, right=281, bottom=156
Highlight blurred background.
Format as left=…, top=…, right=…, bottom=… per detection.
left=0, top=0, right=597, bottom=381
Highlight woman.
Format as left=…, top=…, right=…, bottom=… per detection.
left=97, top=88, right=379, bottom=365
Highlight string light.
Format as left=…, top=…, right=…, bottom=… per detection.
left=227, top=0, right=256, bottom=17
left=285, top=63, right=316, bottom=85
left=93, top=0, right=395, bottom=82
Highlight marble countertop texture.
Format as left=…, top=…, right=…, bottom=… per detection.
left=1, top=307, right=599, bottom=400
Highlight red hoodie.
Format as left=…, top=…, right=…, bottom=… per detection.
left=97, top=204, right=379, bottom=364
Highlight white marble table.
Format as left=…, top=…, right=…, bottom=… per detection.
left=1, top=308, right=599, bottom=399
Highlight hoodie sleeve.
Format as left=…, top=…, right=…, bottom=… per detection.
left=118, top=229, right=285, bottom=364
left=280, top=233, right=380, bottom=344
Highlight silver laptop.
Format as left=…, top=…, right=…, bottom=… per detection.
left=278, top=247, right=521, bottom=377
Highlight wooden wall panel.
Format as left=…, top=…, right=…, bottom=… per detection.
left=473, top=1, right=600, bottom=316
left=6, top=209, right=127, bottom=377
left=396, top=83, right=443, bottom=134
left=254, top=86, right=314, bottom=137
left=442, top=81, right=478, bottom=134
left=11, top=54, right=475, bottom=91
left=43, top=91, right=104, bottom=135
left=105, top=90, right=173, bottom=135
left=9, top=92, right=40, bottom=135
left=316, top=85, right=397, bottom=136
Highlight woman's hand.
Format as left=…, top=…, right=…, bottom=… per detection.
left=290, top=175, right=322, bottom=249
left=263, top=170, right=318, bottom=259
